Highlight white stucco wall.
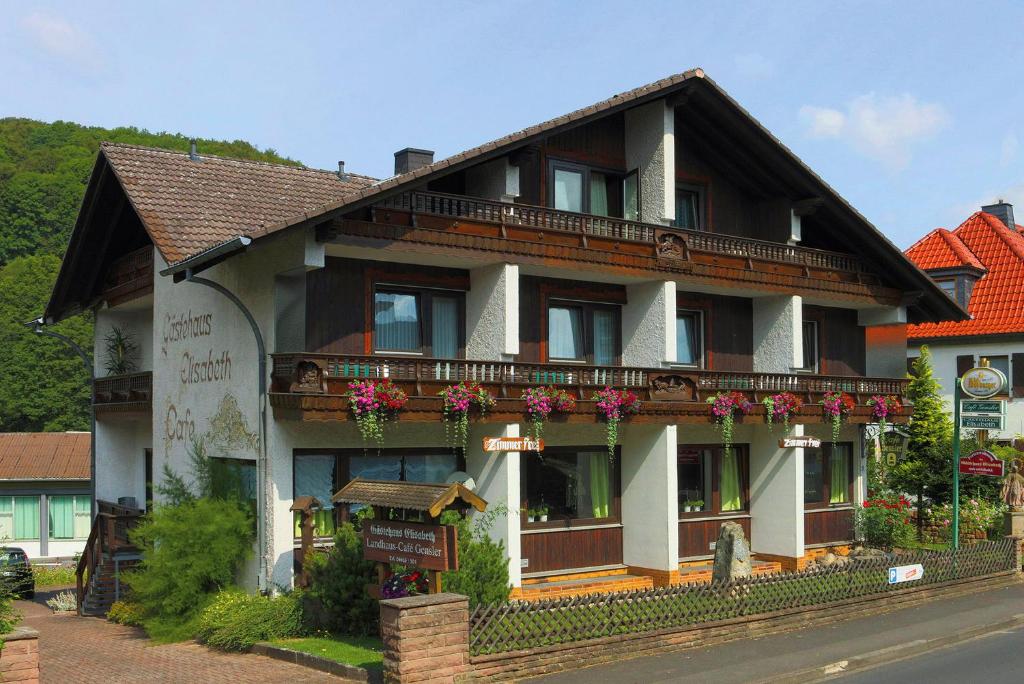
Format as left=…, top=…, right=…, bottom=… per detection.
left=94, top=417, right=149, bottom=507
left=752, top=295, right=802, bottom=373
left=625, top=100, right=674, bottom=225
left=620, top=425, right=678, bottom=570
left=466, top=263, right=519, bottom=360
left=465, top=423, right=521, bottom=587
left=622, top=280, right=674, bottom=367
left=749, top=424, right=805, bottom=557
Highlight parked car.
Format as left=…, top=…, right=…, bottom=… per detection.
left=0, top=547, right=35, bottom=599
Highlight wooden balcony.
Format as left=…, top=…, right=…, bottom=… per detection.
left=270, top=353, right=910, bottom=425
left=319, top=191, right=899, bottom=303
left=93, top=371, right=152, bottom=415
left=100, top=245, right=153, bottom=307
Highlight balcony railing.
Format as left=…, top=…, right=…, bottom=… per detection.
left=100, top=245, right=154, bottom=306
left=93, top=371, right=152, bottom=413
left=374, top=191, right=871, bottom=276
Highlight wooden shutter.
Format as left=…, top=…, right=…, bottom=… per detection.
left=956, top=354, right=974, bottom=377
left=1012, top=353, right=1024, bottom=397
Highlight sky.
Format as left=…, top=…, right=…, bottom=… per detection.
left=2, top=0, right=1024, bottom=249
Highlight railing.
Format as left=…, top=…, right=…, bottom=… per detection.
left=76, top=500, right=144, bottom=615
left=101, top=245, right=154, bottom=301
left=375, top=190, right=870, bottom=275
left=93, top=371, right=152, bottom=407
left=271, top=353, right=908, bottom=399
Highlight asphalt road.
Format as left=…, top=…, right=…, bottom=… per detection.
left=838, top=624, right=1024, bottom=683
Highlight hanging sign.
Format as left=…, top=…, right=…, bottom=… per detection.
left=960, top=414, right=1005, bottom=430
left=888, top=563, right=924, bottom=584
left=961, top=400, right=1005, bottom=415
left=960, top=367, right=1007, bottom=399
left=778, top=436, right=822, bottom=449
left=362, top=520, right=457, bottom=571
left=482, top=436, right=544, bottom=452
left=958, top=450, right=1006, bottom=477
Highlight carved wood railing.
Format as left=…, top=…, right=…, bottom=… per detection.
left=374, top=190, right=871, bottom=275
left=100, top=245, right=154, bottom=305
left=93, top=371, right=152, bottom=411
left=76, top=501, right=144, bottom=615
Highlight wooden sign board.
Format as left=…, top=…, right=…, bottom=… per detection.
left=363, top=520, right=457, bottom=571
left=960, top=414, right=1005, bottom=430
left=483, top=436, right=544, bottom=452
left=958, top=450, right=1006, bottom=477
left=778, top=436, right=822, bottom=449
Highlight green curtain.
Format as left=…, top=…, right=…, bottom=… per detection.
left=293, top=509, right=336, bottom=538
left=48, top=495, right=74, bottom=539
left=73, top=496, right=92, bottom=539
left=14, top=496, right=40, bottom=541
left=589, top=454, right=610, bottom=518
left=720, top=450, right=741, bottom=512
left=829, top=449, right=849, bottom=504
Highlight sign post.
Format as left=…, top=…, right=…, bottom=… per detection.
left=952, top=379, right=961, bottom=550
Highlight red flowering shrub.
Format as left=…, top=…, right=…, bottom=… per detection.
left=854, top=494, right=915, bottom=549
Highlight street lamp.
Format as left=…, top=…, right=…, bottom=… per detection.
left=26, top=317, right=97, bottom=517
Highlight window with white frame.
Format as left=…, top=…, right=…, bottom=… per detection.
left=48, top=495, right=92, bottom=540
left=0, top=496, right=41, bottom=541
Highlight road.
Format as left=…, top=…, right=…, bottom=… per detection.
left=524, top=582, right=1024, bottom=684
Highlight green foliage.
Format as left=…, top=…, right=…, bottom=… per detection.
left=855, top=495, right=916, bottom=549
left=440, top=506, right=511, bottom=609
left=106, top=600, right=145, bottom=626
left=0, top=583, right=19, bottom=635
left=196, top=589, right=304, bottom=651
left=32, top=564, right=76, bottom=588
left=125, top=497, right=254, bottom=621
left=102, top=326, right=138, bottom=376
left=45, top=590, right=77, bottom=612
left=928, top=498, right=1008, bottom=542
left=268, top=635, right=383, bottom=670
left=305, top=523, right=379, bottom=636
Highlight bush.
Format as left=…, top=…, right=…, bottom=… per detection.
left=440, top=507, right=510, bottom=609
left=45, top=591, right=77, bottom=612
left=196, top=589, right=304, bottom=651
left=0, top=584, right=19, bottom=635
left=125, top=497, right=253, bottom=622
left=305, top=522, right=378, bottom=636
left=32, top=564, right=76, bottom=588
left=928, top=498, right=1007, bottom=542
left=107, top=600, right=145, bottom=626
left=855, top=494, right=915, bottom=549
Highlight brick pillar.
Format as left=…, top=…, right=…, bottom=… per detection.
left=380, top=592, right=470, bottom=684
left=0, top=626, right=40, bottom=683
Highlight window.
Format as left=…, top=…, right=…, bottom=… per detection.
left=801, top=320, right=819, bottom=372
left=521, top=449, right=617, bottom=526
left=674, top=185, right=704, bottom=230
left=678, top=446, right=748, bottom=516
left=623, top=171, right=639, bottom=221
left=553, top=167, right=584, bottom=213
left=548, top=161, right=638, bottom=219
left=294, top=454, right=337, bottom=538
left=547, top=301, right=620, bottom=365
left=676, top=310, right=703, bottom=367
left=804, top=444, right=852, bottom=507
left=373, top=288, right=463, bottom=357
left=988, top=356, right=1010, bottom=384
left=47, top=495, right=92, bottom=540
left=936, top=279, right=956, bottom=300
left=0, top=496, right=40, bottom=541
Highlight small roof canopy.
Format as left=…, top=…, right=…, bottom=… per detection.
left=289, top=495, right=324, bottom=513
left=332, top=478, right=487, bottom=519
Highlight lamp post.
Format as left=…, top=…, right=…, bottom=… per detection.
left=27, top=317, right=96, bottom=517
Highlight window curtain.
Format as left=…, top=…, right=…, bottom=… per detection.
left=829, top=447, right=849, bottom=504
left=590, top=173, right=609, bottom=217
left=623, top=173, right=639, bottom=221
left=593, top=309, right=616, bottom=366
left=73, top=496, right=92, bottom=539
left=677, top=314, right=698, bottom=365
left=48, top=495, right=74, bottom=539
left=0, top=498, right=13, bottom=541
left=404, top=454, right=457, bottom=483
left=549, top=307, right=583, bottom=359
left=13, top=496, right=39, bottom=540
left=294, top=455, right=336, bottom=538
left=553, top=169, right=583, bottom=212
left=676, top=190, right=698, bottom=228
left=720, top=450, right=742, bottom=512
left=802, top=322, right=817, bottom=370
left=375, top=292, right=421, bottom=351
left=588, top=453, right=610, bottom=518
left=431, top=296, right=459, bottom=358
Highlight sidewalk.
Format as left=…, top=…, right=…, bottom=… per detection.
left=525, top=581, right=1024, bottom=684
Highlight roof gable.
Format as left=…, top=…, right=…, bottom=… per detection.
left=905, top=228, right=984, bottom=270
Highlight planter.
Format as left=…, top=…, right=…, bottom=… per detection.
left=539, top=515, right=548, bottom=522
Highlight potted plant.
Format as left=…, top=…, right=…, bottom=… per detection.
left=821, top=391, right=856, bottom=444
left=526, top=508, right=538, bottom=523
left=683, top=501, right=693, bottom=513
left=346, top=379, right=408, bottom=446
left=439, top=381, right=496, bottom=454
left=594, top=387, right=642, bottom=459
left=522, top=386, right=576, bottom=444
left=536, top=504, right=549, bottom=522
left=707, top=391, right=753, bottom=450
left=692, top=499, right=704, bottom=513
left=867, top=394, right=902, bottom=434
left=762, top=392, right=803, bottom=432
left=104, top=326, right=138, bottom=376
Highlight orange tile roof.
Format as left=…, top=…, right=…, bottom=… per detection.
left=0, top=432, right=91, bottom=481
left=906, top=211, right=1024, bottom=339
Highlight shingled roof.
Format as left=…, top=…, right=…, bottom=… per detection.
left=906, top=211, right=1024, bottom=339
left=0, top=432, right=91, bottom=481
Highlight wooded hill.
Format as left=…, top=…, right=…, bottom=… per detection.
left=0, top=117, right=300, bottom=432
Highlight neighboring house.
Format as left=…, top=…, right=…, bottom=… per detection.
left=905, top=202, right=1024, bottom=440
left=0, top=432, right=92, bottom=560
left=43, top=68, right=961, bottom=597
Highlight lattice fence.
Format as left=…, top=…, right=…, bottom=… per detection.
left=469, top=539, right=1017, bottom=656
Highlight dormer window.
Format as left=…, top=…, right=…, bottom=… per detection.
left=930, top=271, right=980, bottom=310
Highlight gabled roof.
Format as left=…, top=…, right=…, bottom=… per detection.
left=0, top=432, right=91, bottom=481
left=332, top=478, right=487, bottom=518
left=906, top=211, right=1024, bottom=339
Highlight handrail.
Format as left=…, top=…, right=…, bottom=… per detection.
left=75, top=510, right=145, bottom=614
left=375, top=190, right=870, bottom=274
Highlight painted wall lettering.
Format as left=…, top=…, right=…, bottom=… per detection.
left=162, top=310, right=214, bottom=349
left=164, top=403, right=196, bottom=445
left=180, top=349, right=233, bottom=384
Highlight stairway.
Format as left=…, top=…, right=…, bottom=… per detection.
left=80, top=553, right=140, bottom=616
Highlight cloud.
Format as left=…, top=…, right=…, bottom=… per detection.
left=21, top=11, right=103, bottom=73
left=733, top=53, right=775, bottom=80
left=799, top=93, right=949, bottom=171
left=1000, top=132, right=1018, bottom=168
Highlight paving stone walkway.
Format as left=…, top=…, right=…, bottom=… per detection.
left=17, top=590, right=343, bottom=683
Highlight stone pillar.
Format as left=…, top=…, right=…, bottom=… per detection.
left=465, top=423, right=522, bottom=588
left=752, top=295, right=802, bottom=373
left=625, top=99, right=675, bottom=225
left=749, top=425, right=804, bottom=569
left=621, top=425, right=679, bottom=585
left=622, top=280, right=675, bottom=367
left=380, top=593, right=470, bottom=684
left=0, top=626, right=40, bottom=683
left=466, top=263, right=519, bottom=360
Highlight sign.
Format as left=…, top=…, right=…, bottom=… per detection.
left=362, top=521, right=457, bottom=571
left=960, top=367, right=1007, bottom=399
left=885, top=451, right=898, bottom=467
left=958, top=450, right=1006, bottom=477
left=888, top=564, right=924, bottom=584
left=960, top=414, right=1005, bottom=430
left=961, top=400, right=1005, bottom=415
left=483, top=436, right=544, bottom=452
left=778, top=436, right=822, bottom=449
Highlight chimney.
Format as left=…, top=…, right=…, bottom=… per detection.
left=394, top=147, right=434, bottom=175
left=981, top=200, right=1015, bottom=229
left=189, top=138, right=200, bottom=162
left=337, top=161, right=346, bottom=180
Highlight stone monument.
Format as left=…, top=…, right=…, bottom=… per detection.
left=712, top=520, right=752, bottom=584
left=1002, top=461, right=1024, bottom=537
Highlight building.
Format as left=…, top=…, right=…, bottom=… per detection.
left=0, top=432, right=92, bottom=560
left=905, top=202, right=1024, bottom=440
left=44, top=69, right=961, bottom=595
